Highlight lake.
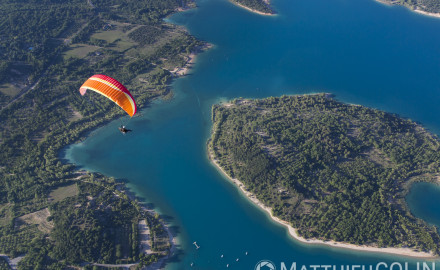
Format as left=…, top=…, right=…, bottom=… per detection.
left=66, top=0, right=440, bottom=268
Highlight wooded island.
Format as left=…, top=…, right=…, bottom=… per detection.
left=209, top=94, right=440, bottom=255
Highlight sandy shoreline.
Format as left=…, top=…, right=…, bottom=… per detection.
left=171, top=43, right=213, bottom=77
left=171, top=53, right=196, bottom=76
left=414, top=9, right=440, bottom=19
left=374, top=0, right=440, bottom=19
left=374, top=0, right=393, bottom=6
left=207, top=149, right=437, bottom=259
left=116, top=184, right=177, bottom=269
left=141, top=207, right=178, bottom=270
left=229, top=0, right=275, bottom=16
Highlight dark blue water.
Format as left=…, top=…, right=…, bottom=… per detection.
left=66, top=0, right=440, bottom=268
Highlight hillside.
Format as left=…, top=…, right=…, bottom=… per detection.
left=0, top=0, right=203, bottom=268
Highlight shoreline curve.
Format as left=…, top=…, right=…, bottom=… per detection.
left=229, top=0, right=276, bottom=16
left=207, top=149, right=437, bottom=259
left=374, top=0, right=440, bottom=19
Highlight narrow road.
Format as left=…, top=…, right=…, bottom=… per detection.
left=0, top=17, right=91, bottom=115
left=0, top=76, right=42, bottom=114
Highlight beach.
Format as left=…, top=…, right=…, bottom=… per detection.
left=374, top=0, right=440, bottom=19
left=414, top=9, right=440, bottom=19
left=172, top=52, right=197, bottom=76
left=118, top=185, right=178, bottom=269
left=229, top=0, right=275, bottom=16
left=208, top=149, right=437, bottom=259
left=141, top=207, right=178, bottom=270
left=171, top=43, right=213, bottom=77
left=374, top=0, right=394, bottom=6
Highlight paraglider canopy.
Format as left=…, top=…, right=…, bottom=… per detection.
left=79, top=74, right=137, bottom=117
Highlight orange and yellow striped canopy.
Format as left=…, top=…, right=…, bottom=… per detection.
left=79, top=74, right=137, bottom=117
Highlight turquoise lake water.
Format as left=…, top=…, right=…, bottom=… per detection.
left=407, top=183, right=440, bottom=230
left=66, top=0, right=440, bottom=269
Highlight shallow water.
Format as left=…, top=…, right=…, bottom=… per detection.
left=66, top=0, right=440, bottom=268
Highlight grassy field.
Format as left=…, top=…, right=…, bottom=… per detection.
left=63, top=44, right=100, bottom=59
left=67, top=105, right=83, bottom=122
left=0, top=83, right=21, bottom=97
left=48, top=184, right=79, bottom=203
left=92, top=29, right=125, bottom=43
left=91, top=23, right=138, bottom=52
left=16, top=208, right=53, bottom=234
left=113, top=39, right=136, bottom=52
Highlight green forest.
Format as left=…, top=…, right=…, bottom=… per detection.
left=209, top=94, right=440, bottom=254
left=0, top=0, right=202, bottom=268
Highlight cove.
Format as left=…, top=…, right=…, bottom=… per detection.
left=66, top=0, right=440, bottom=268
left=407, top=182, right=440, bottom=230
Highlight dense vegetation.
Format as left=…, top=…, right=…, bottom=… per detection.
left=16, top=179, right=170, bottom=269
left=380, top=0, right=440, bottom=14
left=0, top=257, right=10, bottom=270
left=0, top=0, right=203, bottom=268
left=209, top=94, right=440, bottom=254
left=128, top=24, right=166, bottom=46
left=230, top=0, right=274, bottom=14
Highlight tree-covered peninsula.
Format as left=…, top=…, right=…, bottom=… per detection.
left=377, top=0, right=440, bottom=15
left=209, top=94, right=440, bottom=255
left=229, top=0, right=275, bottom=15
left=0, top=0, right=204, bottom=268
